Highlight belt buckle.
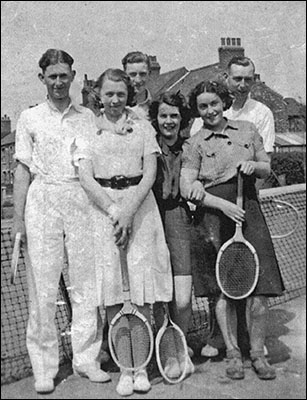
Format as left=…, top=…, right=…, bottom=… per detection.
left=110, top=175, right=128, bottom=189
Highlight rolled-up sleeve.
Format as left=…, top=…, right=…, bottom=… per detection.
left=143, top=121, right=161, bottom=156
left=251, top=124, right=270, bottom=163
left=181, top=138, right=202, bottom=171
left=14, top=111, right=33, bottom=168
left=257, top=108, right=275, bottom=153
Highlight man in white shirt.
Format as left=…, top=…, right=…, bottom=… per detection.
left=122, top=51, right=152, bottom=120
left=190, top=56, right=275, bottom=156
left=12, top=49, right=110, bottom=393
left=190, top=56, right=272, bottom=359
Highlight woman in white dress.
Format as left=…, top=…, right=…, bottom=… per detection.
left=74, top=68, right=173, bottom=396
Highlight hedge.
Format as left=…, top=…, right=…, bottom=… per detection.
left=270, top=151, right=306, bottom=186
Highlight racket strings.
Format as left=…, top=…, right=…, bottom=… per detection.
left=110, top=314, right=151, bottom=369
left=218, top=243, right=258, bottom=297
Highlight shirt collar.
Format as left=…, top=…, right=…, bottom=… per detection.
left=46, top=96, right=83, bottom=113
left=137, top=88, right=152, bottom=106
left=202, top=119, right=238, bottom=140
left=159, top=135, right=184, bottom=155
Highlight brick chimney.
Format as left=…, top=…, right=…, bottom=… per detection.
left=218, top=37, right=245, bottom=70
left=148, top=55, right=161, bottom=79
left=81, top=74, right=96, bottom=106
left=1, top=115, right=11, bottom=139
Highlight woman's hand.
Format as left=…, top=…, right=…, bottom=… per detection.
left=220, top=200, right=245, bottom=224
left=187, top=180, right=206, bottom=204
left=108, top=204, right=134, bottom=248
left=237, top=161, right=256, bottom=176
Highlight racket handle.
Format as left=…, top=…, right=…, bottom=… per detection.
left=11, top=232, right=21, bottom=284
left=237, top=172, right=243, bottom=209
left=119, top=247, right=130, bottom=293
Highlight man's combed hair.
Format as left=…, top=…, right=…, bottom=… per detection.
left=227, top=56, right=255, bottom=73
left=121, top=51, right=150, bottom=70
left=39, top=49, right=74, bottom=72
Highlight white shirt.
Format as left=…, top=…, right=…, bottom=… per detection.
left=190, top=97, right=275, bottom=153
left=128, top=88, right=152, bottom=120
left=14, top=99, right=97, bottom=182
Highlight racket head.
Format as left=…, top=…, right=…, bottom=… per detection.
left=155, top=315, right=189, bottom=384
left=216, top=237, right=259, bottom=300
left=10, top=232, right=21, bottom=285
left=108, top=306, right=154, bottom=372
left=262, top=198, right=300, bottom=239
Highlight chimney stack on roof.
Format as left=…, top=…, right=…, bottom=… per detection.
left=1, top=115, right=11, bottom=139
left=149, top=55, right=161, bottom=79
left=218, top=37, right=245, bottom=70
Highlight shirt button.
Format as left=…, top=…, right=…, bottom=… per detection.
left=227, top=141, right=232, bottom=145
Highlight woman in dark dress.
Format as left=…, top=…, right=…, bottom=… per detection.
left=149, top=91, right=197, bottom=378
left=180, top=80, right=284, bottom=381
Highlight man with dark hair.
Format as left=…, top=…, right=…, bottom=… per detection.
left=12, top=49, right=110, bottom=393
left=191, top=56, right=275, bottom=155
left=121, top=51, right=152, bottom=119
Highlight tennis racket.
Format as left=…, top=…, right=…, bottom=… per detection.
left=10, top=232, right=21, bottom=284
left=155, top=303, right=189, bottom=384
left=108, top=247, right=154, bottom=372
left=261, top=198, right=300, bottom=239
left=216, top=172, right=260, bottom=300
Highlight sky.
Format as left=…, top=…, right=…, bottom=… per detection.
left=1, top=1, right=306, bottom=129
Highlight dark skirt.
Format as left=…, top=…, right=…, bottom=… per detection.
left=191, top=177, right=285, bottom=298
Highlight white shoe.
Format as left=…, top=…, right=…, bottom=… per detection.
left=201, top=344, right=219, bottom=357
left=74, top=366, right=111, bottom=383
left=133, top=369, right=151, bottom=393
left=116, top=371, right=134, bottom=397
left=188, top=346, right=194, bottom=358
left=34, top=378, right=54, bottom=393
left=164, top=357, right=181, bottom=379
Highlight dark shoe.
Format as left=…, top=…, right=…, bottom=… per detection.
left=251, top=356, right=276, bottom=380
left=226, top=349, right=244, bottom=380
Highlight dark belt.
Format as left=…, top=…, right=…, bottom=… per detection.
left=95, top=175, right=142, bottom=190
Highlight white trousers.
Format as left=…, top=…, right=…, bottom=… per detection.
left=24, top=179, right=102, bottom=380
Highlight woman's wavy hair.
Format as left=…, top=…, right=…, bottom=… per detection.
left=149, top=91, right=191, bottom=134
left=94, top=68, right=136, bottom=107
left=189, top=80, right=234, bottom=118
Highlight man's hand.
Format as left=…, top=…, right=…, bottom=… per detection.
left=12, top=214, right=26, bottom=244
